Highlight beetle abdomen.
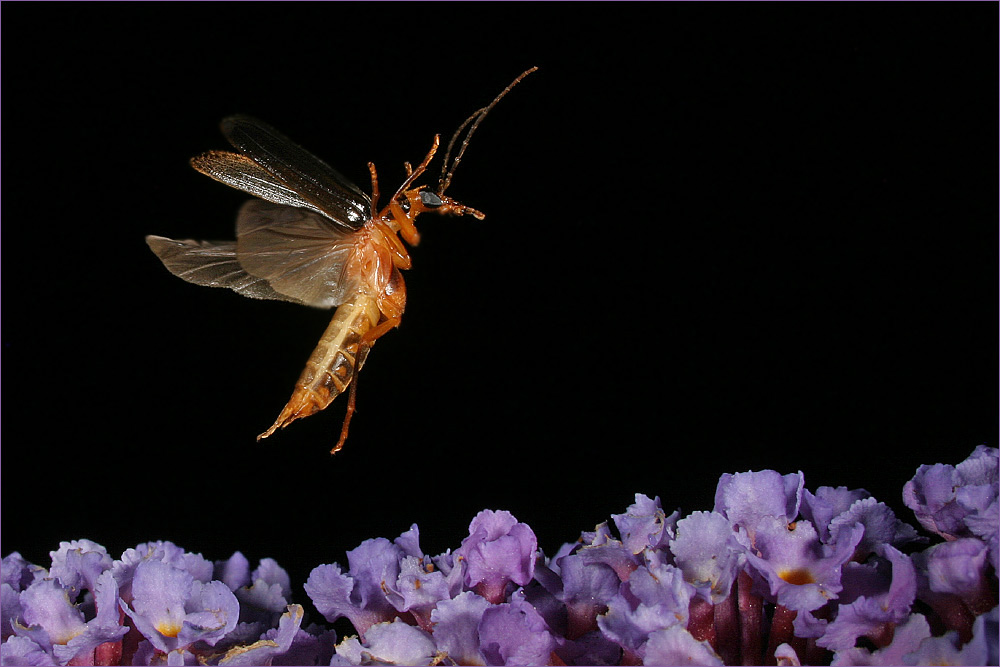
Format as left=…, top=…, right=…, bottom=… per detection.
left=257, top=295, right=380, bottom=440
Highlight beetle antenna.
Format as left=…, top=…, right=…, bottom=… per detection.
left=437, top=66, right=537, bottom=195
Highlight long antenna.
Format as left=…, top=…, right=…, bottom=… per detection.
left=437, top=67, right=537, bottom=195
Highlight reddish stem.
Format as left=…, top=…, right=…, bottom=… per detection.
left=738, top=570, right=764, bottom=666
left=765, top=605, right=796, bottom=665
left=713, top=586, right=741, bottom=666
left=688, top=596, right=717, bottom=645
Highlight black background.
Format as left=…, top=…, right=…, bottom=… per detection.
left=2, top=3, right=996, bottom=610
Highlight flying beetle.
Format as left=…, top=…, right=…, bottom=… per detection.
left=147, top=68, right=535, bottom=453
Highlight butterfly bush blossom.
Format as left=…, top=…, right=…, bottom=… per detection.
left=2, top=447, right=997, bottom=666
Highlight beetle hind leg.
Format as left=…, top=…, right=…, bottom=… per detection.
left=329, top=316, right=401, bottom=454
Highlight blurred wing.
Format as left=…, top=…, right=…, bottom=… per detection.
left=145, top=236, right=306, bottom=304
left=235, top=200, right=362, bottom=309
left=221, top=115, right=372, bottom=232
left=191, top=150, right=325, bottom=214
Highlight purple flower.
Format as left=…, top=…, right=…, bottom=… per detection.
left=213, top=604, right=303, bottom=666
left=12, top=570, right=127, bottom=665
left=215, top=551, right=252, bottom=592
left=121, top=559, right=239, bottom=657
left=597, top=558, right=694, bottom=660
left=575, top=522, right=642, bottom=582
left=551, top=552, right=620, bottom=639
left=478, top=589, right=558, bottom=666
left=216, top=553, right=291, bottom=628
left=969, top=504, right=999, bottom=572
left=305, top=538, right=404, bottom=638
left=911, top=537, right=997, bottom=626
left=2, top=553, right=45, bottom=642
left=901, top=619, right=991, bottom=666
left=454, top=510, right=537, bottom=604
left=714, top=470, right=804, bottom=541
left=743, top=517, right=863, bottom=612
left=611, top=494, right=678, bottom=554
left=774, top=642, right=802, bottom=666
left=3, top=451, right=997, bottom=666
left=903, top=446, right=999, bottom=541
left=801, top=486, right=871, bottom=543
left=0, top=585, right=21, bottom=645
left=2, top=553, right=44, bottom=593
left=16, top=579, right=85, bottom=647
left=113, top=541, right=214, bottom=606
left=428, top=590, right=491, bottom=665
left=818, top=545, right=916, bottom=651
left=642, top=625, right=724, bottom=666
left=271, top=626, right=337, bottom=666
left=332, top=618, right=437, bottom=666
left=246, top=558, right=291, bottom=603
left=384, top=556, right=453, bottom=631
left=307, top=524, right=442, bottom=637
left=829, top=612, right=931, bottom=666
left=917, top=538, right=990, bottom=599
left=952, top=448, right=998, bottom=568
left=829, top=498, right=923, bottom=560
left=955, top=445, right=999, bottom=490
left=48, top=540, right=113, bottom=600
left=0, top=635, right=53, bottom=665
left=670, top=511, right=744, bottom=603
left=393, top=524, right=424, bottom=560
left=976, top=606, right=999, bottom=666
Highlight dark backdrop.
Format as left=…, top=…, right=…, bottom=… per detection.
left=2, top=4, right=996, bottom=604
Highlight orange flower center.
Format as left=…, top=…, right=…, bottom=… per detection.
left=778, top=568, right=816, bottom=585
left=155, top=621, right=182, bottom=638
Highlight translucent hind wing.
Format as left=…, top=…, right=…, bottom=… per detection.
left=234, top=200, right=362, bottom=309
left=145, top=235, right=306, bottom=304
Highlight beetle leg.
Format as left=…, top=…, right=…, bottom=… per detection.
left=331, top=316, right=403, bottom=454
left=368, top=162, right=380, bottom=216
left=379, top=136, right=440, bottom=217
left=391, top=200, right=421, bottom=246
left=372, top=219, right=412, bottom=269
left=400, top=136, right=440, bottom=192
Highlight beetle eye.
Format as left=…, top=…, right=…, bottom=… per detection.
left=419, top=191, right=443, bottom=207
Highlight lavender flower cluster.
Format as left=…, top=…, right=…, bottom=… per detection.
left=3, top=447, right=997, bottom=666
